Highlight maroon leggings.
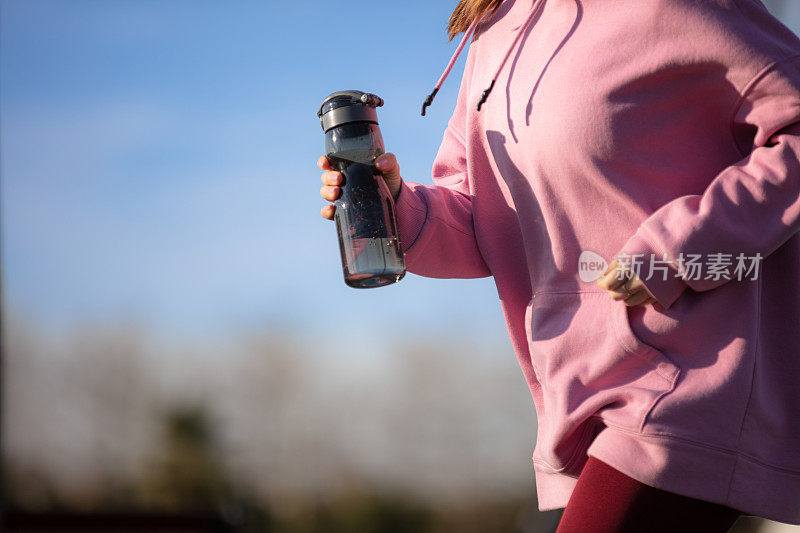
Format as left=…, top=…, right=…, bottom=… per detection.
left=555, top=456, right=743, bottom=533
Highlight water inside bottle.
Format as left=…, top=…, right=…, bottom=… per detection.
left=343, top=241, right=405, bottom=288
left=336, top=230, right=405, bottom=289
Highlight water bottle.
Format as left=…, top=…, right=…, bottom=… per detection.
left=317, top=90, right=406, bottom=288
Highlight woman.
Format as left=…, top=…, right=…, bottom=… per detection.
left=319, top=0, right=800, bottom=530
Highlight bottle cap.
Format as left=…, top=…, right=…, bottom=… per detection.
left=317, top=90, right=384, bottom=133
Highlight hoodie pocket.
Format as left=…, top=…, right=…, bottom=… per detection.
left=528, top=290, right=680, bottom=473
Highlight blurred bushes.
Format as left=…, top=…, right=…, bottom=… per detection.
left=1, top=315, right=560, bottom=531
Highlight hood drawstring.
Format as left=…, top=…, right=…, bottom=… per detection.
left=421, top=0, right=546, bottom=117
left=421, top=12, right=488, bottom=116
left=477, top=0, right=545, bottom=111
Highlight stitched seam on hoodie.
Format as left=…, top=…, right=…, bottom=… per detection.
left=637, top=371, right=680, bottom=433
left=429, top=215, right=477, bottom=238
left=426, top=190, right=478, bottom=238
left=726, top=272, right=763, bottom=500
left=610, top=300, right=677, bottom=383
left=732, top=0, right=760, bottom=21
left=396, top=185, right=428, bottom=254
left=594, top=415, right=800, bottom=476
left=728, top=53, right=800, bottom=159
left=732, top=0, right=746, bottom=18
left=532, top=417, right=601, bottom=474
left=447, top=119, right=468, bottom=150
left=400, top=188, right=477, bottom=259
left=732, top=0, right=800, bottom=74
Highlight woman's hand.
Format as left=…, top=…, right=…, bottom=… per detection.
left=595, top=258, right=658, bottom=307
left=318, top=153, right=403, bottom=220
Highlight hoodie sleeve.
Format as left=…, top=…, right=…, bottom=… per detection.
left=392, top=48, right=492, bottom=279
left=614, top=54, right=800, bottom=310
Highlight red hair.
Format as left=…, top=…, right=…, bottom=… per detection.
left=447, top=0, right=504, bottom=41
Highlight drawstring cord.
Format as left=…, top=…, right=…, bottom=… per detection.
left=421, top=0, right=546, bottom=116
left=477, top=0, right=544, bottom=111
left=421, top=12, right=488, bottom=116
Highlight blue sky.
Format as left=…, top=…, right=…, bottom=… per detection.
left=0, top=1, right=510, bottom=346
left=2, top=0, right=800, bottom=347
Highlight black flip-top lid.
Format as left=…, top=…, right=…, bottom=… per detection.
left=317, top=90, right=384, bottom=132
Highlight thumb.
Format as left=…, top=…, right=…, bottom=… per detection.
left=375, top=153, right=401, bottom=183
left=603, top=258, right=618, bottom=276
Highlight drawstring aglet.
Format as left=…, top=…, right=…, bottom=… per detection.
left=421, top=87, right=439, bottom=116
left=476, top=80, right=496, bottom=111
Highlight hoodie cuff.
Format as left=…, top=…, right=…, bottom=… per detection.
left=393, top=179, right=428, bottom=255
left=614, top=229, right=689, bottom=311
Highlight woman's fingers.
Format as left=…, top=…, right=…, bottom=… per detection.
left=608, top=275, right=646, bottom=301
left=596, top=258, right=656, bottom=307
left=375, top=153, right=402, bottom=200
left=375, top=153, right=399, bottom=180
left=318, top=152, right=401, bottom=219
left=606, top=274, right=631, bottom=293
left=319, top=156, right=338, bottom=221
left=597, top=259, right=631, bottom=292
left=597, top=259, right=641, bottom=295
left=621, top=288, right=652, bottom=307
left=320, top=185, right=340, bottom=202
left=321, top=204, right=335, bottom=220
left=321, top=170, right=342, bottom=186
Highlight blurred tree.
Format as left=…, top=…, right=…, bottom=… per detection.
left=141, top=404, right=231, bottom=510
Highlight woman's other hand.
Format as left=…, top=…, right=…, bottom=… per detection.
left=596, top=258, right=657, bottom=307
left=318, top=153, right=403, bottom=220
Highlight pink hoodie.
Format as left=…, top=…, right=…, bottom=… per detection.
left=394, top=0, right=800, bottom=524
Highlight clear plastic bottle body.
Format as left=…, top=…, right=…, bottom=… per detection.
left=325, top=122, right=406, bottom=288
